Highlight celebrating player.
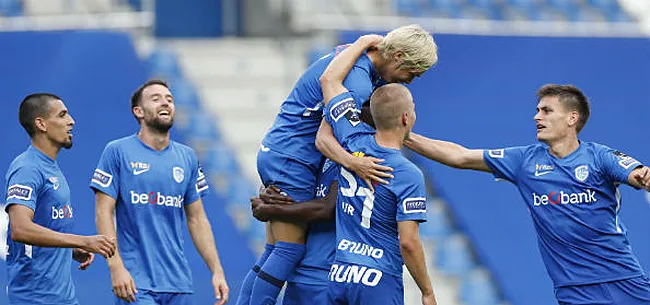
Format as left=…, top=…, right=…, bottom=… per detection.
left=90, top=80, right=228, bottom=305
left=318, top=39, right=438, bottom=304
left=5, top=93, right=116, bottom=305
left=404, top=84, right=650, bottom=305
left=239, top=24, right=437, bottom=305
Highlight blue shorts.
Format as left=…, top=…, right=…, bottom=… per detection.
left=114, top=290, right=194, bottom=305
left=327, top=262, right=404, bottom=305
left=283, top=282, right=328, bottom=305
left=555, top=276, right=650, bottom=305
left=257, top=147, right=319, bottom=203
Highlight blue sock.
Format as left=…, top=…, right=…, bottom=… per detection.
left=235, top=244, right=275, bottom=305
left=250, top=242, right=307, bottom=305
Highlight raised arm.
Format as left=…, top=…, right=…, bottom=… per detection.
left=404, top=133, right=491, bottom=172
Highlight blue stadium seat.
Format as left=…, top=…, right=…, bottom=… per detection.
left=228, top=174, right=258, bottom=207
left=427, top=0, right=464, bottom=18
left=146, top=48, right=182, bottom=80
left=435, top=234, right=474, bottom=277
left=460, top=268, right=500, bottom=305
left=395, top=0, right=423, bottom=16
left=420, top=200, right=452, bottom=241
left=169, top=77, right=200, bottom=107
left=0, top=0, right=22, bottom=16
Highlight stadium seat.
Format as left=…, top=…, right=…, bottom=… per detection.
left=146, top=48, right=182, bottom=80
left=420, top=200, right=452, bottom=241
left=435, top=234, right=475, bottom=277
left=460, top=268, right=500, bottom=305
left=0, top=0, right=22, bottom=16
left=395, top=0, right=423, bottom=16
left=426, top=0, right=464, bottom=19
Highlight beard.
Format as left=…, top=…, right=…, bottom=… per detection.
left=62, top=140, right=73, bottom=149
left=145, top=115, right=174, bottom=133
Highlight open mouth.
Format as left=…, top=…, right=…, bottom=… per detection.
left=536, top=124, right=546, bottom=132
left=158, top=110, right=171, bottom=118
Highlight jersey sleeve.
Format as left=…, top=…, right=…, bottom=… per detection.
left=597, top=146, right=643, bottom=185
left=5, top=165, right=42, bottom=212
left=325, top=91, right=374, bottom=147
left=184, top=150, right=209, bottom=205
left=342, top=65, right=374, bottom=109
left=394, top=165, right=428, bottom=223
left=483, top=146, right=527, bottom=183
left=90, top=143, right=120, bottom=199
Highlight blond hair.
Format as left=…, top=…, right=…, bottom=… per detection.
left=377, top=24, right=438, bottom=72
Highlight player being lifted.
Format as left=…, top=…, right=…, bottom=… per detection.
left=90, top=80, right=228, bottom=305
left=5, top=93, right=116, bottom=305
left=238, top=25, right=437, bottom=305
left=404, top=84, right=650, bottom=305
left=318, top=37, right=438, bottom=305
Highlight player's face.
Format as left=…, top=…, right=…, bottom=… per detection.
left=379, top=54, right=424, bottom=84
left=138, top=84, right=175, bottom=132
left=41, top=99, right=75, bottom=149
left=534, top=96, right=574, bottom=143
left=403, top=101, right=417, bottom=140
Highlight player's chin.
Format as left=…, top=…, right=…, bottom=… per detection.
left=62, top=140, right=73, bottom=149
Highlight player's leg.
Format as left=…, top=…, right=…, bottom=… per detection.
left=605, top=276, right=650, bottom=304
left=114, top=290, right=157, bottom=305
left=250, top=152, right=314, bottom=305
left=283, top=282, right=329, bottom=305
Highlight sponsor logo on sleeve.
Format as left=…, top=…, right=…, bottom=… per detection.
left=403, top=197, right=427, bottom=214
left=196, top=165, right=209, bottom=192
left=613, top=151, right=640, bottom=169
left=6, top=184, right=32, bottom=201
left=329, top=97, right=361, bottom=126
left=92, top=169, right=113, bottom=188
left=488, top=149, right=504, bottom=159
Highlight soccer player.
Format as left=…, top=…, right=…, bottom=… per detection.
left=90, top=80, right=229, bottom=305
left=5, top=93, right=117, bottom=305
left=404, top=84, right=650, bottom=305
left=318, top=40, right=437, bottom=304
left=240, top=25, right=437, bottom=305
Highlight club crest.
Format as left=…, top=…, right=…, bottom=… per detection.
left=575, top=165, right=589, bottom=182
left=173, top=167, right=184, bottom=183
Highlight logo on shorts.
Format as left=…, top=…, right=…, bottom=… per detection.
left=173, top=167, right=184, bottom=183
left=574, top=165, right=589, bottom=182
left=6, top=184, right=32, bottom=201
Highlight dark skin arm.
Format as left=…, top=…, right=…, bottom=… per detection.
left=251, top=182, right=338, bottom=223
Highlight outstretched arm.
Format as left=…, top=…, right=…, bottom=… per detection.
left=404, top=133, right=491, bottom=172
left=628, top=166, right=650, bottom=191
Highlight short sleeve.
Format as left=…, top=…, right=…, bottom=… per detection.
left=184, top=150, right=209, bottom=205
left=325, top=91, right=373, bottom=147
left=394, top=166, right=428, bottom=223
left=5, top=166, right=42, bottom=212
left=90, top=143, right=120, bottom=199
left=483, top=146, right=527, bottom=183
left=597, top=146, right=642, bottom=185
left=342, top=65, right=374, bottom=109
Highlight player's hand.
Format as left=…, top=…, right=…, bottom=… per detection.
left=81, top=235, right=116, bottom=258
left=422, top=292, right=437, bottom=305
left=348, top=156, right=394, bottom=191
left=110, top=266, right=138, bottom=303
left=259, top=185, right=294, bottom=205
left=356, top=34, right=384, bottom=48
left=72, top=248, right=94, bottom=270
left=632, top=166, right=650, bottom=190
left=251, top=197, right=271, bottom=222
left=212, top=271, right=229, bottom=305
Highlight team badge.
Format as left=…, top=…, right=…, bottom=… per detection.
left=173, top=167, right=184, bottom=183
left=575, top=165, right=589, bottom=182
left=48, top=177, right=60, bottom=190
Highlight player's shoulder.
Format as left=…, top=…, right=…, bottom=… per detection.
left=391, top=155, right=424, bottom=179
left=170, top=140, right=198, bottom=157
left=581, top=141, right=613, bottom=153
left=6, top=151, right=44, bottom=180
left=104, top=134, right=139, bottom=150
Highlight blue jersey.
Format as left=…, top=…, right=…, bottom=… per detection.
left=261, top=44, right=384, bottom=170
left=90, top=135, right=209, bottom=293
left=483, top=142, right=645, bottom=287
left=325, top=92, right=428, bottom=277
left=4, top=146, right=76, bottom=305
left=289, top=158, right=339, bottom=285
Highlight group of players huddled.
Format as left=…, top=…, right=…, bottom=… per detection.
left=5, top=25, right=650, bottom=305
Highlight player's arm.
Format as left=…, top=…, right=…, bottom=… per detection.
left=184, top=199, right=229, bottom=305
left=95, top=190, right=138, bottom=302
left=404, top=132, right=491, bottom=172
left=316, top=119, right=393, bottom=188
left=628, top=166, right=650, bottom=191
left=7, top=204, right=114, bottom=257
left=398, top=220, right=436, bottom=304
left=251, top=182, right=338, bottom=223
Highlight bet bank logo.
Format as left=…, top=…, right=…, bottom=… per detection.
left=52, top=204, right=73, bottom=219
left=130, top=191, right=183, bottom=208
left=533, top=190, right=597, bottom=206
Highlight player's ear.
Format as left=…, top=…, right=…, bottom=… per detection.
left=132, top=106, right=144, bottom=120
left=34, top=117, right=47, bottom=133
left=568, top=111, right=579, bottom=127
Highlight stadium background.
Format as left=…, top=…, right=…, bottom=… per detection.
left=0, top=0, right=649, bottom=304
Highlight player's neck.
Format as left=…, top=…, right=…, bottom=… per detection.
left=374, top=130, right=403, bottom=150
left=547, top=137, right=580, bottom=159
left=138, top=127, right=170, bottom=151
left=31, top=136, right=60, bottom=160
left=366, top=49, right=385, bottom=71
